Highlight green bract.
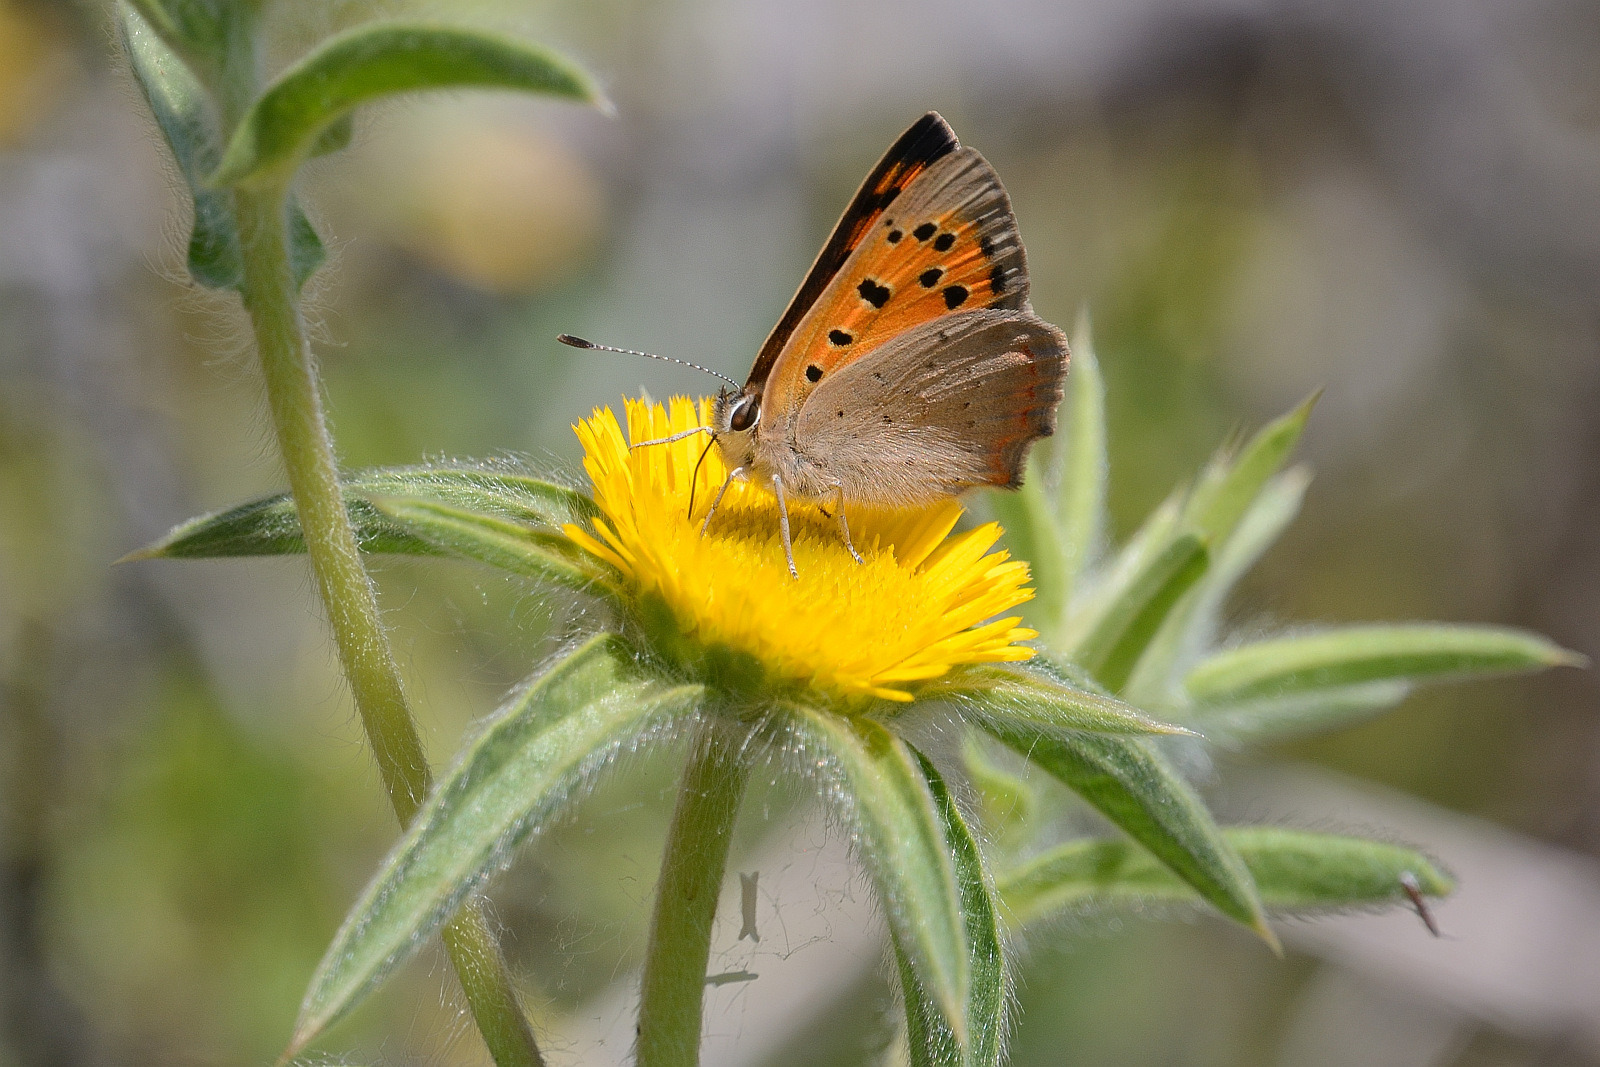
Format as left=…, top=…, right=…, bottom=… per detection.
left=136, top=311, right=1582, bottom=1065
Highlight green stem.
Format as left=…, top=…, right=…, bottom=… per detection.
left=233, top=186, right=543, bottom=1067
left=637, top=721, right=752, bottom=1067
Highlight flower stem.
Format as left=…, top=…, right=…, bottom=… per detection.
left=637, top=722, right=752, bottom=1067
left=233, top=185, right=543, bottom=1067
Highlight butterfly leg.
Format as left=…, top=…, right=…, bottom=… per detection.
left=700, top=465, right=746, bottom=535
left=832, top=485, right=864, bottom=565
left=770, top=474, right=798, bottom=579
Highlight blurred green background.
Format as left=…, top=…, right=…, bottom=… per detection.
left=2, top=0, right=1599, bottom=1064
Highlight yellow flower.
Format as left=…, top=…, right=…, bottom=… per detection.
left=563, top=397, right=1037, bottom=702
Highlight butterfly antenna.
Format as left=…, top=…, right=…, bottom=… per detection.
left=687, top=433, right=717, bottom=520
left=557, top=334, right=741, bottom=389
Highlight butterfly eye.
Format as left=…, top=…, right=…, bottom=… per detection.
left=729, top=394, right=760, bottom=433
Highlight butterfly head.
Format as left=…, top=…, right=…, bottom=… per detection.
left=712, top=386, right=761, bottom=467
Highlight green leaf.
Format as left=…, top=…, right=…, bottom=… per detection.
left=1196, top=681, right=1414, bottom=744
left=118, top=1, right=241, bottom=288
left=119, top=3, right=330, bottom=291
left=1181, top=393, right=1316, bottom=544
left=1113, top=397, right=1313, bottom=704
left=1059, top=309, right=1108, bottom=604
left=986, top=455, right=1066, bottom=637
left=212, top=22, right=609, bottom=189
left=368, top=497, right=602, bottom=592
left=961, top=732, right=1038, bottom=852
left=122, top=0, right=243, bottom=81
left=285, top=195, right=327, bottom=289
left=1185, top=624, right=1586, bottom=705
left=999, top=827, right=1453, bottom=927
left=1069, top=534, right=1209, bottom=693
left=896, top=748, right=1005, bottom=1067
left=1058, top=488, right=1181, bottom=645
left=918, top=665, right=1193, bottom=736
left=1123, top=467, right=1311, bottom=706
left=783, top=704, right=969, bottom=1045
left=985, top=725, right=1274, bottom=946
left=1180, top=466, right=1310, bottom=646
left=126, top=466, right=594, bottom=560
left=288, top=635, right=702, bottom=1056
left=311, top=113, right=354, bottom=157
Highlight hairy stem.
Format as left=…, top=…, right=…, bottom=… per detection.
left=234, top=185, right=542, bottom=1067
left=637, top=722, right=752, bottom=1067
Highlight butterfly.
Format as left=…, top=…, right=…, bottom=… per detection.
left=568, top=112, right=1068, bottom=577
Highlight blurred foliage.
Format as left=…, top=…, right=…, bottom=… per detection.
left=49, top=671, right=339, bottom=1061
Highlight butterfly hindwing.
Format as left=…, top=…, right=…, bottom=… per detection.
left=794, top=309, right=1067, bottom=506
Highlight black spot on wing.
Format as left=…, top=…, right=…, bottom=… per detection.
left=806, top=364, right=823, bottom=382
left=857, top=278, right=891, bottom=308
left=828, top=329, right=853, bottom=346
left=990, top=263, right=1009, bottom=295
left=933, top=232, right=955, bottom=252
left=913, top=222, right=937, bottom=241
left=944, top=285, right=969, bottom=308
left=919, top=267, right=943, bottom=288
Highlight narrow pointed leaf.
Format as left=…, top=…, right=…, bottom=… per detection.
left=1185, top=624, right=1585, bottom=705
left=1182, top=394, right=1316, bottom=544
left=118, top=2, right=241, bottom=288
left=1117, top=398, right=1313, bottom=703
left=893, top=748, right=1006, bottom=1067
left=1058, top=488, right=1181, bottom=648
left=119, top=3, right=330, bottom=291
left=122, top=0, right=240, bottom=83
left=286, top=196, right=327, bottom=288
left=987, top=459, right=1066, bottom=636
left=1124, top=467, right=1311, bottom=705
left=919, top=666, right=1192, bottom=736
left=311, top=114, right=354, bottom=156
left=999, top=827, right=1452, bottom=927
left=369, top=498, right=602, bottom=591
left=1196, top=680, right=1414, bottom=744
left=128, top=467, right=593, bottom=560
left=1178, top=466, right=1310, bottom=649
left=213, top=23, right=608, bottom=188
left=783, top=704, right=969, bottom=1044
left=962, top=733, right=1039, bottom=852
left=985, top=725, right=1273, bottom=944
left=1059, top=309, right=1107, bottom=603
left=289, top=635, right=702, bottom=1056
left=124, top=0, right=214, bottom=57
left=1071, top=534, right=1209, bottom=693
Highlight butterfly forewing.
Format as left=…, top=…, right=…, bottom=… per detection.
left=761, top=141, right=1032, bottom=429
left=744, top=113, right=960, bottom=392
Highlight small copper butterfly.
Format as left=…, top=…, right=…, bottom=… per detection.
left=565, top=113, right=1068, bottom=576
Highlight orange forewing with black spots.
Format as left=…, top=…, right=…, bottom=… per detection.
left=743, top=113, right=958, bottom=392
left=758, top=137, right=1031, bottom=426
